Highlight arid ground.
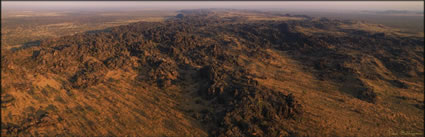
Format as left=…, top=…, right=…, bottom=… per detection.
left=1, top=9, right=424, bottom=137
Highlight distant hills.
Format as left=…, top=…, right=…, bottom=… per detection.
left=362, top=10, right=424, bottom=15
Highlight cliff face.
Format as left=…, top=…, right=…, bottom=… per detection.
left=1, top=10, right=424, bottom=137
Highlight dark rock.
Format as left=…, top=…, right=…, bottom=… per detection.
left=358, top=88, right=377, bottom=103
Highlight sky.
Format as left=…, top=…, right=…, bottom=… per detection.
left=2, top=1, right=424, bottom=12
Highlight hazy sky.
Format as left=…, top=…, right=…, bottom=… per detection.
left=2, top=1, right=424, bottom=11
